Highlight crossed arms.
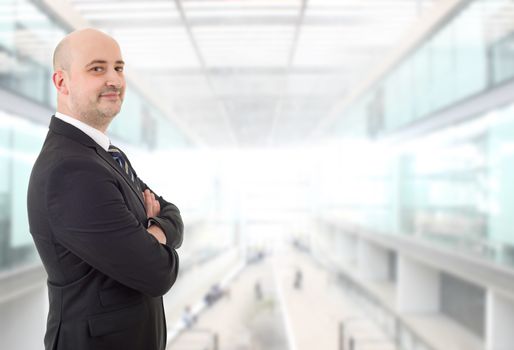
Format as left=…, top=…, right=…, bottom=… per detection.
left=46, top=157, right=183, bottom=297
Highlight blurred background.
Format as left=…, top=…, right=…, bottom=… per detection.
left=2, top=0, right=514, bottom=349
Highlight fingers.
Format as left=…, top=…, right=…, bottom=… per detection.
left=152, top=192, right=161, bottom=216
left=143, top=189, right=161, bottom=218
left=153, top=195, right=160, bottom=215
left=143, top=189, right=153, bottom=217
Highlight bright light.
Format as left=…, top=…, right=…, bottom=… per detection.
left=83, top=12, right=180, bottom=20
left=186, top=9, right=300, bottom=18
left=74, top=1, right=177, bottom=11
left=183, top=0, right=301, bottom=10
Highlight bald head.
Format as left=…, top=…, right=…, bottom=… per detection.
left=53, top=28, right=120, bottom=72
left=52, top=28, right=126, bottom=132
left=53, top=37, right=70, bottom=71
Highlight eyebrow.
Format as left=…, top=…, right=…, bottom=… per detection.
left=85, top=59, right=125, bottom=67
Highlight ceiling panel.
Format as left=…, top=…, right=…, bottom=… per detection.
left=69, top=0, right=438, bottom=148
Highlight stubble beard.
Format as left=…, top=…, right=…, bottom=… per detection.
left=70, top=91, right=123, bottom=130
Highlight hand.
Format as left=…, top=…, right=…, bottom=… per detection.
left=143, top=189, right=160, bottom=218
left=147, top=224, right=166, bottom=244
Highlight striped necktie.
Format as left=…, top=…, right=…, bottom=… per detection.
left=108, top=144, right=137, bottom=185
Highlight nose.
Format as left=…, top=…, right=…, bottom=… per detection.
left=106, top=78, right=122, bottom=89
left=105, top=70, right=123, bottom=89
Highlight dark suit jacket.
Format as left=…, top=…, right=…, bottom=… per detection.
left=27, top=116, right=184, bottom=350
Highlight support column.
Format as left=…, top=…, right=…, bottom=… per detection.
left=357, top=240, right=389, bottom=281
left=486, top=290, right=514, bottom=350
left=397, top=255, right=440, bottom=312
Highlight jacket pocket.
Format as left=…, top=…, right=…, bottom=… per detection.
left=88, top=302, right=147, bottom=337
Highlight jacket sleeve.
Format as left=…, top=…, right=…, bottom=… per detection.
left=141, top=180, right=184, bottom=250
left=46, top=157, right=179, bottom=297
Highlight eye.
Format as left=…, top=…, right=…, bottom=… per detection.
left=90, top=66, right=104, bottom=72
left=115, top=66, right=124, bottom=72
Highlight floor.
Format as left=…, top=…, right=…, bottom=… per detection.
left=168, top=246, right=398, bottom=350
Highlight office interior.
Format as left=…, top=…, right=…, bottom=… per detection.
left=2, top=0, right=514, bottom=349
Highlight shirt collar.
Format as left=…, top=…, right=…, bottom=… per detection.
left=54, top=112, right=111, bottom=152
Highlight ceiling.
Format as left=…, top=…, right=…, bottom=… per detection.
left=69, top=0, right=438, bottom=148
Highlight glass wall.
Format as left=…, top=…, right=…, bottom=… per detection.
left=398, top=137, right=487, bottom=246
left=320, top=0, right=514, bottom=269
left=0, top=0, right=66, bottom=108
left=319, top=101, right=514, bottom=269
left=0, top=112, right=46, bottom=270
left=330, top=0, right=514, bottom=137
left=398, top=103, right=514, bottom=266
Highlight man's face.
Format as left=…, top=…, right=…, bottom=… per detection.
left=66, top=36, right=126, bottom=125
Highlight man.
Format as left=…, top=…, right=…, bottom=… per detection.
left=27, top=28, right=183, bottom=350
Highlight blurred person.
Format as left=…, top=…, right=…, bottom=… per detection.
left=181, top=305, right=197, bottom=329
left=293, top=268, right=303, bottom=290
left=204, top=283, right=224, bottom=306
left=254, top=280, right=263, bottom=300
left=27, top=28, right=184, bottom=350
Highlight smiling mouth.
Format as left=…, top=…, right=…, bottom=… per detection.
left=99, top=93, right=120, bottom=99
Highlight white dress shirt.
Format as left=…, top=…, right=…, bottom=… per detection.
left=54, top=112, right=111, bottom=152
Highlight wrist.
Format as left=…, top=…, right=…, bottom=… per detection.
left=147, top=224, right=166, bottom=244
left=147, top=217, right=159, bottom=228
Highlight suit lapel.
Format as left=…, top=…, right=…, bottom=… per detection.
left=96, top=147, right=145, bottom=210
left=49, top=116, right=146, bottom=210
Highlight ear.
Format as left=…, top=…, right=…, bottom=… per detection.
left=52, top=70, right=69, bottom=95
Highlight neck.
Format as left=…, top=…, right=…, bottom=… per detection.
left=57, top=108, right=109, bottom=134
